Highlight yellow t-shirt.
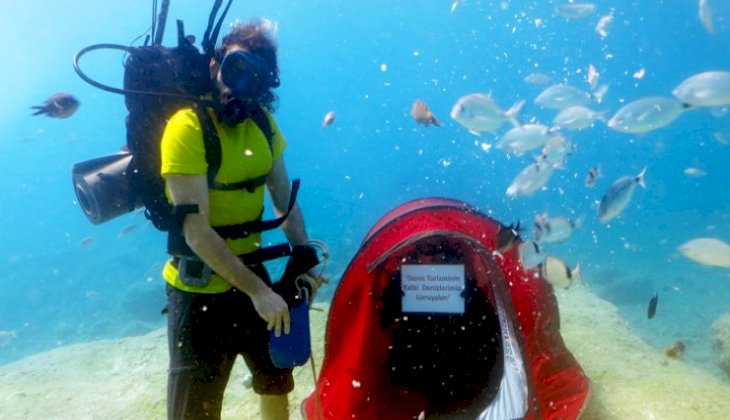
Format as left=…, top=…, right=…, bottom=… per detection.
left=160, top=107, right=287, bottom=293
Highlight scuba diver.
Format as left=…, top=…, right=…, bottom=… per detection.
left=71, top=1, right=328, bottom=417
left=161, top=20, right=320, bottom=420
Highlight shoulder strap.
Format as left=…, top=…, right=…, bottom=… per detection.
left=247, top=105, right=275, bottom=153
left=192, top=104, right=222, bottom=188
left=193, top=103, right=274, bottom=187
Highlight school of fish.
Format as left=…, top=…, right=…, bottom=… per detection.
left=430, top=2, right=729, bottom=289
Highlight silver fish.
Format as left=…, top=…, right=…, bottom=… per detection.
left=450, top=93, right=524, bottom=135
left=598, top=167, right=647, bottom=223
left=496, top=124, right=551, bottom=155
left=0, top=330, right=17, bottom=347
left=518, top=240, right=545, bottom=270
left=595, top=13, right=614, bottom=38
left=322, top=111, right=336, bottom=128
left=535, top=83, right=607, bottom=110
left=31, top=93, right=80, bottom=118
left=553, top=106, right=605, bottom=130
left=607, top=96, right=688, bottom=133
left=714, top=132, right=729, bottom=145
left=538, top=135, right=573, bottom=168
left=699, top=0, right=715, bottom=35
left=541, top=256, right=581, bottom=290
left=709, top=106, right=728, bottom=118
left=524, top=72, right=552, bottom=85
left=678, top=237, right=730, bottom=268
left=506, top=160, right=555, bottom=197
left=534, top=213, right=582, bottom=243
left=673, top=71, right=730, bottom=107
left=683, top=167, right=707, bottom=177
left=587, top=64, right=600, bottom=91
left=556, top=3, right=596, bottom=19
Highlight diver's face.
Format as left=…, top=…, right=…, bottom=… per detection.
left=212, top=45, right=243, bottom=99
left=213, top=44, right=268, bottom=101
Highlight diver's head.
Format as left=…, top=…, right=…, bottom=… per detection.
left=211, top=19, right=280, bottom=110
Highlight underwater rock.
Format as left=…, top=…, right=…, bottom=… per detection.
left=710, top=312, right=730, bottom=379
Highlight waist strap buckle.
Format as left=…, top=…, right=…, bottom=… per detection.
left=176, top=256, right=213, bottom=287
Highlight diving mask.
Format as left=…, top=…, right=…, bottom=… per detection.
left=220, top=50, right=275, bottom=97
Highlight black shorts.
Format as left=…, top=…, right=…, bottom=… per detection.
left=166, top=264, right=293, bottom=419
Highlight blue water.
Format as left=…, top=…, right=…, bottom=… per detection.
left=1, top=0, right=729, bottom=385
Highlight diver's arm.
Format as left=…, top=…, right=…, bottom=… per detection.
left=165, top=173, right=290, bottom=336
left=267, top=158, right=309, bottom=246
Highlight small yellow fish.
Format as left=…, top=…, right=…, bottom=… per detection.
left=411, top=99, right=441, bottom=127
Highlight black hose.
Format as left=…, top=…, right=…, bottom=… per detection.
left=151, top=0, right=157, bottom=45
left=208, top=0, right=234, bottom=54
left=202, top=0, right=224, bottom=53
left=153, top=0, right=171, bottom=46
left=72, top=44, right=133, bottom=95
left=72, top=43, right=215, bottom=106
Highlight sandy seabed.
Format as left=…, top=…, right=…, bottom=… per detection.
left=1, top=285, right=729, bottom=420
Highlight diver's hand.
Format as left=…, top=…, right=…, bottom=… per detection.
left=250, top=288, right=291, bottom=337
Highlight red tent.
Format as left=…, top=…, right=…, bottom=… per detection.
left=303, top=198, right=589, bottom=419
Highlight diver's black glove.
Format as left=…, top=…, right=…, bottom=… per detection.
left=271, top=245, right=321, bottom=308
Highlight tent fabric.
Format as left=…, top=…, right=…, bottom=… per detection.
left=303, top=198, right=589, bottom=419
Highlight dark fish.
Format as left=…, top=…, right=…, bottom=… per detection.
left=496, top=221, right=521, bottom=252
left=411, top=99, right=441, bottom=127
left=31, top=93, right=80, bottom=118
left=665, top=340, right=686, bottom=359
left=78, top=237, right=95, bottom=248
left=119, top=224, right=139, bottom=237
left=585, top=165, right=601, bottom=188
left=647, top=292, right=658, bottom=319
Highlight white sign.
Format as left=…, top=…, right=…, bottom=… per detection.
left=401, top=264, right=465, bottom=314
